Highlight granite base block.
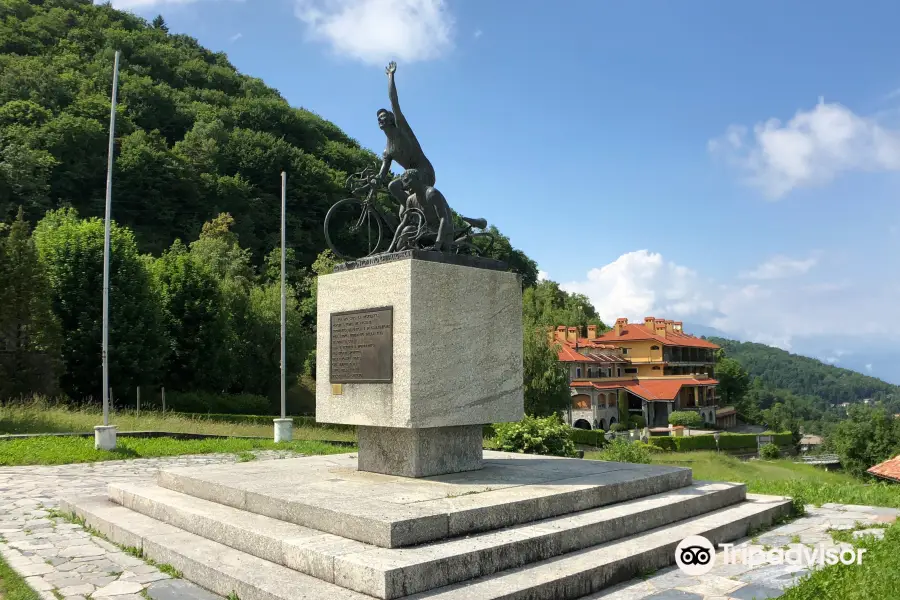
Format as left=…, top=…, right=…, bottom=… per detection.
left=357, top=425, right=484, bottom=478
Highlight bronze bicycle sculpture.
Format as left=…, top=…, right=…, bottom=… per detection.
left=323, top=166, right=494, bottom=261
left=323, top=61, right=494, bottom=261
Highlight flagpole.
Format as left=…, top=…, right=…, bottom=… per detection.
left=97, top=50, right=120, bottom=450
left=280, top=171, right=287, bottom=420
left=274, top=172, right=292, bottom=442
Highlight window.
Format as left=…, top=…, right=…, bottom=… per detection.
left=624, top=367, right=638, bottom=374
left=576, top=367, right=582, bottom=378
left=650, top=345, right=660, bottom=351
left=617, top=367, right=622, bottom=377
left=652, top=366, right=660, bottom=370
left=621, top=348, right=629, bottom=355
left=606, top=368, right=612, bottom=377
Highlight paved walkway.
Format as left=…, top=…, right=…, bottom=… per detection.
left=0, top=453, right=895, bottom=600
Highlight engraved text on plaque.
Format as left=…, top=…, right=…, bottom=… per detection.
left=329, top=307, right=393, bottom=383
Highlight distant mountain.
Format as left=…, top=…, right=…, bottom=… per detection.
left=682, top=323, right=732, bottom=340
left=683, top=324, right=900, bottom=385
left=710, top=337, right=899, bottom=406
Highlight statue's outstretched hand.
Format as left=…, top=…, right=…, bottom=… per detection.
left=386, top=61, right=397, bottom=76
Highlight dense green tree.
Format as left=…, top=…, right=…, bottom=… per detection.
left=715, top=355, right=752, bottom=415
left=32, top=208, right=166, bottom=400
left=523, top=280, right=607, bottom=331
left=829, top=404, right=900, bottom=477
left=0, top=208, right=62, bottom=398
left=149, top=239, right=229, bottom=392
left=522, top=326, right=570, bottom=416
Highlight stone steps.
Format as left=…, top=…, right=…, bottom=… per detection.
left=61, top=493, right=790, bottom=600
left=406, top=494, right=793, bottom=600
left=153, top=453, right=693, bottom=548
left=107, top=480, right=746, bottom=599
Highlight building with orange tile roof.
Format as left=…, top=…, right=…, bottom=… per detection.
left=551, top=318, right=723, bottom=431
left=867, top=454, right=900, bottom=483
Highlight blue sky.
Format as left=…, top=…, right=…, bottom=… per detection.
left=113, top=0, right=900, bottom=383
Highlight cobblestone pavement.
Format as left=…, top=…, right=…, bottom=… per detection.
left=0, top=451, right=296, bottom=600
left=0, top=454, right=896, bottom=600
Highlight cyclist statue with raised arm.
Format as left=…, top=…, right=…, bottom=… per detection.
left=375, top=62, right=437, bottom=209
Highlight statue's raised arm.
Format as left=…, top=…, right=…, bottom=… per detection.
left=386, top=61, right=408, bottom=131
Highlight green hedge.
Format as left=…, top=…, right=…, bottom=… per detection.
left=648, top=436, right=676, bottom=451
left=570, top=428, right=607, bottom=447
left=648, top=432, right=793, bottom=452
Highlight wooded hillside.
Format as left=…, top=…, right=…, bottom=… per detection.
left=0, top=0, right=536, bottom=281
left=711, top=337, right=899, bottom=405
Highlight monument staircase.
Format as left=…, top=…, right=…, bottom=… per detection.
left=62, top=451, right=791, bottom=600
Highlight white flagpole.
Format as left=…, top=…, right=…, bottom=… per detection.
left=97, top=50, right=120, bottom=450
left=274, top=172, right=291, bottom=443
left=280, top=171, right=287, bottom=419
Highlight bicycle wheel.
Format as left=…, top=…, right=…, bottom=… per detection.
left=324, top=198, right=384, bottom=260
left=452, top=240, right=484, bottom=257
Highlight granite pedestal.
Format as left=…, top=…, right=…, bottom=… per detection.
left=316, top=251, right=524, bottom=477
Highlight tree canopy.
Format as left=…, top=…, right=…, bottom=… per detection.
left=0, top=0, right=535, bottom=283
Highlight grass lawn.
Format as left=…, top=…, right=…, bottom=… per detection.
left=0, top=401, right=356, bottom=442
left=778, top=522, right=900, bottom=600
left=0, top=553, right=39, bottom=600
left=584, top=450, right=900, bottom=508
left=0, top=435, right=353, bottom=466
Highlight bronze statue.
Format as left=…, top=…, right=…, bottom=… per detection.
left=386, top=169, right=454, bottom=253
left=322, top=62, right=497, bottom=261
left=375, top=62, right=436, bottom=208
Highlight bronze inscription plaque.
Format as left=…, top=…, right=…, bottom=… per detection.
left=329, top=306, right=393, bottom=383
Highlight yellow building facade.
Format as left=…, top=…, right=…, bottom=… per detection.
left=554, top=318, right=724, bottom=430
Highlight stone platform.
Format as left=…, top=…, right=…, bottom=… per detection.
left=61, top=451, right=792, bottom=600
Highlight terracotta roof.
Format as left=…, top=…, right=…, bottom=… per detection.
left=594, top=321, right=720, bottom=349
left=570, top=381, right=630, bottom=391
left=716, top=407, right=737, bottom=417
left=867, top=455, right=900, bottom=483
left=624, top=378, right=719, bottom=402
left=555, top=340, right=626, bottom=364
left=557, top=344, right=594, bottom=362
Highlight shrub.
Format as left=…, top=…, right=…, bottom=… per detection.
left=649, top=436, right=676, bottom=451
left=760, top=442, right=780, bottom=460
left=493, top=414, right=577, bottom=457
left=668, top=411, right=702, bottom=428
left=611, top=422, right=629, bottom=432
left=673, top=435, right=718, bottom=451
left=597, top=438, right=652, bottom=464
left=629, top=415, right=646, bottom=429
left=570, top=428, right=606, bottom=447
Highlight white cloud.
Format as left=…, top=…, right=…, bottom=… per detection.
left=474, top=29, right=483, bottom=38
left=561, top=249, right=897, bottom=351
left=740, top=255, right=817, bottom=280
left=536, top=270, right=549, bottom=282
left=294, top=0, right=454, bottom=65
left=560, top=250, right=717, bottom=326
left=709, top=100, right=900, bottom=198
left=866, top=363, right=874, bottom=373
left=229, top=32, right=243, bottom=42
